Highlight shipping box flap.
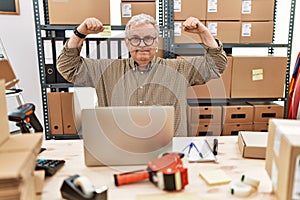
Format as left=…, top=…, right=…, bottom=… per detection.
left=238, top=131, right=268, bottom=159
left=0, top=134, right=43, bottom=155
left=0, top=79, right=10, bottom=145
left=0, top=151, right=35, bottom=181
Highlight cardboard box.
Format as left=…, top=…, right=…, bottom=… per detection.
left=241, top=0, right=274, bottom=21
left=249, top=102, right=284, bottom=122
left=238, top=131, right=268, bottom=159
left=48, top=0, right=110, bottom=25
left=206, top=21, right=241, bottom=43
left=206, top=0, right=242, bottom=20
left=121, top=2, right=156, bottom=25
left=265, top=119, right=300, bottom=178
left=187, top=56, right=232, bottom=99
left=174, top=21, right=203, bottom=43
left=0, top=79, right=43, bottom=200
left=60, top=92, right=77, bottom=134
left=189, top=123, right=221, bottom=137
left=222, top=105, right=254, bottom=123
left=188, top=106, right=222, bottom=124
left=48, top=92, right=63, bottom=134
left=253, top=122, right=269, bottom=132
left=174, top=0, right=206, bottom=20
left=231, top=56, right=287, bottom=98
left=222, top=123, right=253, bottom=136
left=240, top=21, right=274, bottom=43
left=272, top=134, right=300, bottom=200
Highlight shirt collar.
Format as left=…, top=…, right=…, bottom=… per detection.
left=129, top=57, right=157, bottom=72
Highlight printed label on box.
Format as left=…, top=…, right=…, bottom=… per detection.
left=242, top=0, right=252, bottom=14
left=207, top=0, right=218, bottom=13
left=272, top=160, right=278, bottom=191
left=252, top=69, right=263, bottom=81
left=174, top=22, right=182, bottom=36
left=122, top=4, right=132, bottom=18
left=174, top=0, right=181, bottom=12
left=293, top=156, right=300, bottom=199
left=207, top=22, right=218, bottom=36
left=242, top=23, right=252, bottom=37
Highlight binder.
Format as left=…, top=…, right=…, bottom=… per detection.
left=60, top=92, right=77, bottom=134
left=48, top=92, right=63, bottom=134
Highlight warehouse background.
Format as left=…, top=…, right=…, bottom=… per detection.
left=0, top=0, right=299, bottom=130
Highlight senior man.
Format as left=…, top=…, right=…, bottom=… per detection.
left=57, top=13, right=227, bottom=136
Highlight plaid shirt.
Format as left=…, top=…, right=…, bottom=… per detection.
left=57, top=42, right=227, bottom=136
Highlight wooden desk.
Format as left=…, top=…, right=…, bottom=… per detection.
left=40, top=136, right=275, bottom=200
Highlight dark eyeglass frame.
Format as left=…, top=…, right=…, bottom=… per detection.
left=127, top=36, right=157, bottom=47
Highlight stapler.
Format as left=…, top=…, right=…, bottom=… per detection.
left=60, top=174, right=108, bottom=200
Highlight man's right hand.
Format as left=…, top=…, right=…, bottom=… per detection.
left=68, top=18, right=105, bottom=48
left=77, top=18, right=105, bottom=35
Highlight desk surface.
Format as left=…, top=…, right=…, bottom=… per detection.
left=40, top=136, right=275, bottom=200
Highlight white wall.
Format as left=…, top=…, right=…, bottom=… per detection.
left=0, top=0, right=299, bottom=130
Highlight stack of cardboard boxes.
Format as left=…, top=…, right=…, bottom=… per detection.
left=174, top=0, right=274, bottom=44
left=188, top=102, right=284, bottom=137
left=0, top=80, right=44, bottom=200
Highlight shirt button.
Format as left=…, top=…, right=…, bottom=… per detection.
left=139, top=100, right=143, bottom=104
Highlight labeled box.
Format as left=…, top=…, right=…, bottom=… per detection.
left=187, top=56, right=232, bottom=99
left=174, top=21, right=203, bottom=43
left=188, top=106, right=222, bottom=124
left=272, top=134, right=300, bottom=200
left=206, top=0, right=242, bottom=21
left=174, top=0, right=206, bottom=20
left=241, top=0, right=274, bottom=21
left=121, top=2, right=156, bottom=25
left=222, top=104, right=254, bottom=123
left=249, top=102, right=284, bottom=122
left=189, top=123, right=221, bottom=137
left=222, top=123, right=253, bottom=136
left=240, top=21, right=274, bottom=43
left=206, top=21, right=241, bottom=43
left=238, top=131, right=268, bottom=159
left=48, top=0, right=110, bottom=25
left=231, top=56, right=287, bottom=98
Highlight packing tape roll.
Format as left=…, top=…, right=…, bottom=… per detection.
left=230, top=181, right=254, bottom=197
left=241, top=174, right=260, bottom=188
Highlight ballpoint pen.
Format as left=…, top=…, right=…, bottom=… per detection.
left=182, top=142, right=203, bottom=159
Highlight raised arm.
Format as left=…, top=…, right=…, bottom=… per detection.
left=68, top=18, right=105, bottom=48
left=182, top=17, right=218, bottom=48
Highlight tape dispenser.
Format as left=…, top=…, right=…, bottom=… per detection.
left=60, top=174, right=108, bottom=200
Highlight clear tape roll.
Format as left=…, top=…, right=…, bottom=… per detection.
left=230, top=181, right=254, bottom=197
left=241, top=174, right=260, bottom=188
left=73, top=176, right=95, bottom=198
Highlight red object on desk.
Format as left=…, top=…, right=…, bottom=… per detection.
left=114, top=153, right=188, bottom=191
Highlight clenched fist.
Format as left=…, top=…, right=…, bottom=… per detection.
left=182, top=17, right=208, bottom=34
left=77, top=18, right=105, bottom=36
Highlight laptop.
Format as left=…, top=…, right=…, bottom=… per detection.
left=81, top=106, right=174, bottom=166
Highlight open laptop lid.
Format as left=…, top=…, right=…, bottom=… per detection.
left=82, top=106, right=174, bottom=166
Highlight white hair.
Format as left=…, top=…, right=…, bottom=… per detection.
left=125, top=13, right=160, bottom=38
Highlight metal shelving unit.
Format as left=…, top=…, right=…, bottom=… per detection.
left=32, top=0, right=296, bottom=139
left=164, top=0, right=296, bottom=118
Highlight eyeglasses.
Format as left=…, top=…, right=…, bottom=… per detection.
left=128, top=36, right=157, bottom=47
